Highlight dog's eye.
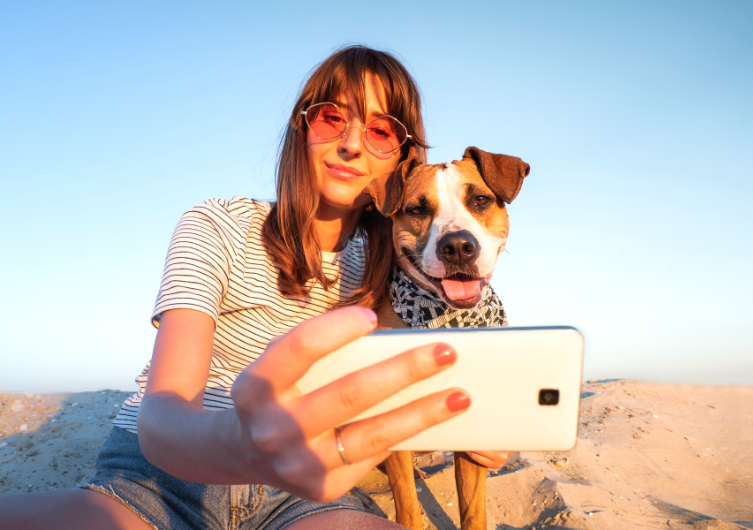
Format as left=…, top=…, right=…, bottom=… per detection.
left=407, top=205, right=424, bottom=216
left=475, top=196, right=490, bottom=206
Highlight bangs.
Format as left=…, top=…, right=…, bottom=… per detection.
left=309, top=65, right=402, bottom=124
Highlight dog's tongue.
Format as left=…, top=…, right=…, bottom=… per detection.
left=441, top=279, right=482, bottom=301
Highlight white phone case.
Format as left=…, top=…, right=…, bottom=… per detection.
left=296, top=326, right=584, bottom=451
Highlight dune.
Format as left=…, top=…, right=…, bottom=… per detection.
left=1, top=381, right=751, bottom=529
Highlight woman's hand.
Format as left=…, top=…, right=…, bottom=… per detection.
left=229, top=306, right=469, bottom=502
left=466, top=450, right=512, bottom=469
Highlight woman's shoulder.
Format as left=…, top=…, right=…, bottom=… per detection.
left=175, top=197, right=274, bottom=251
left=172, top=197, right=275, bottom=265
left=190, top=196, right=271, bottom=218
left=183, top=197, right=273, bottom=229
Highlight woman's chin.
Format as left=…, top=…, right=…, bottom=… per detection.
left=318, top=191, right=372, bottom=213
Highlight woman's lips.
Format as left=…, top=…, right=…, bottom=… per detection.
left=325, top=162, right=365, bottom=180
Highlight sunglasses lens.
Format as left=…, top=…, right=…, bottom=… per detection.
left=366, top=117, right=408, bottom=153
left=306, top=103, right=346, bottom=140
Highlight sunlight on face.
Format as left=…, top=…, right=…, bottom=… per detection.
left=306, top=73, right=403, bottom=217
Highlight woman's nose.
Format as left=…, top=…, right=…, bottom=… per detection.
left=338, top=123, right=364, bottom=156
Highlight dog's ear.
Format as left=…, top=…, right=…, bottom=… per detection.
left=365, top=156, right=421, bottom=217
left=463, top=146, right=530, bottom=203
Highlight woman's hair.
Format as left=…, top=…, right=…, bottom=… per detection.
left=262, top=45, right=428, bottom=309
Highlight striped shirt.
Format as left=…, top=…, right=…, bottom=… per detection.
left=113, top=197, right=366, bottom=434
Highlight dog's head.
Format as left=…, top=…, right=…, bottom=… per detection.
left=367, top=147, right=530, bottom=309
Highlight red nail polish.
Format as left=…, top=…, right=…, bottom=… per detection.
left=446, top=391, right=470, bottom=412
left=434, top=346, right=457, bottom=367
left=362, top=308, right=377, bottom=328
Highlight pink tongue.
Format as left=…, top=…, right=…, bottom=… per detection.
left=441, top=279, right=482, bottom=301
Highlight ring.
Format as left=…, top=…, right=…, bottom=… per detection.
left=334, top=425, right=352, bottom=465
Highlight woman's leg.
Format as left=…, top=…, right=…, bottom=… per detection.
left=0, top=489, right=153, bottom=530
left=1, top=489, right=409, bottom=530
left=285, top=509, right=408, bottom=530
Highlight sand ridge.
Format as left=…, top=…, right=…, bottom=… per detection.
left=1, top=381, right=751, bottom=529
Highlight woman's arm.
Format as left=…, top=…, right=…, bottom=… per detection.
left=137, top=309, right=248, bottom=482
left=137, top=306, right=469, bottom=501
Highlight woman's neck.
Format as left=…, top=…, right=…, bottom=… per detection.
left=314, top=204, right=366, bottom=253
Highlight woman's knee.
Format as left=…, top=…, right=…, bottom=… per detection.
left=285, top=509, right=407, bottom=530
left=0, top=489, right=152, bottom=530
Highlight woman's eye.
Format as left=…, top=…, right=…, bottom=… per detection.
left=324, top=113, right=344, bottom=124
left=475, top=196, right=490, bottom=206
left=367, top=126, right=391, bottom=139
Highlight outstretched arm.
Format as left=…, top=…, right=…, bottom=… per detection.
left=137, top=306, right=469, bottom=501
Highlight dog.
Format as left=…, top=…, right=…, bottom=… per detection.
left=365, top=146, right=530, bottom=530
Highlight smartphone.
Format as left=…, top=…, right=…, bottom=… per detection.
left=296, top=326, right=584, bottom=452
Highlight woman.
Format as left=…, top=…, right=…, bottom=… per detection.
left=0, top=46, right=509, bottom=530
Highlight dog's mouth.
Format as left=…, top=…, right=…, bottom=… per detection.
left=403, top=250, right=489, bottom=308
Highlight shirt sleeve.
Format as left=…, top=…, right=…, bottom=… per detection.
left=151, top=199, right=243, bottom=327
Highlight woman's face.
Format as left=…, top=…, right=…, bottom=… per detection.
left=307, top=74, right=403, bottom=216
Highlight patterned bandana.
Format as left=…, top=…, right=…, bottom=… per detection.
left=389, top=266, right=508, bottom=329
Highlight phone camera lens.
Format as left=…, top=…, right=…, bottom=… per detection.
left=538, top=389, right=560, bottom=406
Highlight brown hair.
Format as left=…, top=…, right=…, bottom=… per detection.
left=262, top=45, right=428, bottom=309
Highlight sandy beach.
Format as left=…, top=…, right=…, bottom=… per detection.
left=1, top=381, right=751, bottom=529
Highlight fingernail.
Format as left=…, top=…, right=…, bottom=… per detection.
left=361, top=308, right=378, bottom=329
left=446, top=391, right=471, bottom=412
left=434, top=346, right=457, bottom=367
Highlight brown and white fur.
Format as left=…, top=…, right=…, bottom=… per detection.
left=366, top=147, right=530, bottom=530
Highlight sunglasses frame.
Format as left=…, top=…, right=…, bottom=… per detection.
left=301, top=102, right=412, bottom=154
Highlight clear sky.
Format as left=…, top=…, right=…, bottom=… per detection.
left=1, top=1, right=751, bottom=392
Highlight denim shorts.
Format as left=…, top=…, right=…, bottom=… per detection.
left=83, top=427, right=364, bottom=530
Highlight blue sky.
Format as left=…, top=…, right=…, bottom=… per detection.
left=1, top=1, right=751, bottom=391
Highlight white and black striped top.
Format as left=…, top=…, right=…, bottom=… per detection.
left=113, top=197, right=366, bottom=434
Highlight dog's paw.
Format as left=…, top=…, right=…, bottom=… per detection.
left=413, top=464, right=428, bottom=480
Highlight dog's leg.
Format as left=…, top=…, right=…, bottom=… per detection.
left=454, top=452, right=487, bottom=530
left=384, top=451, right=423, bottom=530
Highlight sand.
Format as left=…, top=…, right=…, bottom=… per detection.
left=1, top=381, right=751, bottom=529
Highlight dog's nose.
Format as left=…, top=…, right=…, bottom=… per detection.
left=437, top=230, right=479, bottom=266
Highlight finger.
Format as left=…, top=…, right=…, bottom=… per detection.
left=413, top=465, right=428, bottom=480
left=314, top=451, right=392, bottom=502
left=314, top=388, right=471, bottom=468
left=250, top=307, right=377, bottom=393
left=293, top=342, right=457, bottom=438
left=466, top=450, right=511, bottom=468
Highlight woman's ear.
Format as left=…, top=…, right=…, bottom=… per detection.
left=462, top=146, right=530, bottom=203
left=365, top=157, right=421, bottom=217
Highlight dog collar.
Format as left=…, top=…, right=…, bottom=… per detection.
left=389, top=266, right=508, bottom=329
